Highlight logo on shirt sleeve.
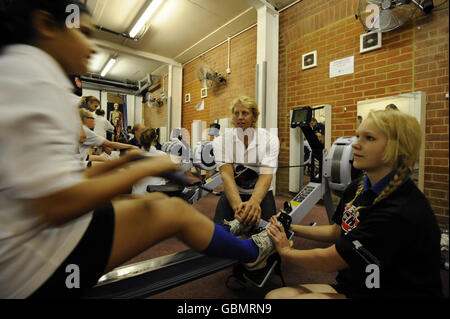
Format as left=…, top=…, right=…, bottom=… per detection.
left=341, top=205, right=361, bottom=234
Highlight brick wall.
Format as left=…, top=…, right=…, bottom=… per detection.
left=181, top=26, right=257, bottom=142
left=414, top=10, right=449, bottom=218
left=278, top=0, right=449, bottom=217
left=179, top=0, right=448, bottom=218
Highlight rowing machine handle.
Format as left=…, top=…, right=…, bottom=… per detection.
left=278, top=212, right=292, bottom=235
left=128, top=155, right=196, bottom=187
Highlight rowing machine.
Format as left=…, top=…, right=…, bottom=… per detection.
left=86, top=113, right=359, bottom=297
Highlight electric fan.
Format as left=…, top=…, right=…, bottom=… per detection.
left=357, top=0, right=435, bottom=32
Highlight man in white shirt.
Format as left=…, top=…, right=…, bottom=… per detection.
left=212, top=97, right=280, bottom=228
left=94, top=108, right=115, bottom=139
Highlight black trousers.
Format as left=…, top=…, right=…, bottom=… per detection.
left=213, top=190, right=277, bottom=225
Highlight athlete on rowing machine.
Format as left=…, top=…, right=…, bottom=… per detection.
left=0, top=1, right=277, bottom=298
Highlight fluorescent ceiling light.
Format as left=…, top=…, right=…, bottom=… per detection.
left=88, top=51, right=108, bottom=73
left=100, top=58, right=116, bottom=77
left=129, top=0, right=164, bottom=38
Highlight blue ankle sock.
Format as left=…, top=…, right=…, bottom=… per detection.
left=202, top=224, right=258, bottom=263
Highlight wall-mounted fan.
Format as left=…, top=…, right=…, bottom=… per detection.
left=197, top=64, right=227, bottom=89
left=143, top=91, right=156, bottom=104
left=357, top=0, right=435, bottom=33
left=144, top=90, right=165, bottom=107
left=154, top=98, right=164, bottom=107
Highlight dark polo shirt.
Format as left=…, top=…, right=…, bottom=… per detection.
left=332, top=172, right=443, bottom=298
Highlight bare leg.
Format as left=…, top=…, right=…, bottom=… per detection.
left=265, top=284, right=347, bottom=299
left=104, top=194, right=215, bottom=272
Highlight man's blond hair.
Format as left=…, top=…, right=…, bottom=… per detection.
left=230, top=96, right=260, bottom=128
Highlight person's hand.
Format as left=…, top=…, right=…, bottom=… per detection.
left=153, top=154, right=181, bottom=174
left=123, top=148, right=145, bottom=161
left=267, top=215, right=293, bottom=256
left=139, top=154, right=181, bottom=176
left=232, top=203, right=243, bottom=219
left=277, top=209, right=287, bottom=216
left=123, top=144, right=139, bottom=150
left=235, top=199, right=261, bottom=226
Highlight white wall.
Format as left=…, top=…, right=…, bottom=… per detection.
left=126, top=95, right=135, bottom=128
left=134, top=96, right=143, bottom=124
left=81, top=89, right=100, bottom=101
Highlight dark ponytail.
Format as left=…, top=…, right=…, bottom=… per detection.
left=140, top=128, right=158, bottom=152
left=0, top=0, right=89, bottom=50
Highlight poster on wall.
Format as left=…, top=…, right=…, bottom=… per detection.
left=196, top=100, right=204, bottom=111
left=330, top=56, right=354, bottom=78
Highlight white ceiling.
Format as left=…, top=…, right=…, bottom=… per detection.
left=85, top=0, right=298, bottom=83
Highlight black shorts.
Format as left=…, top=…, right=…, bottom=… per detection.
left=213, top=190, right=277, bottom=224
left=28, top=202, right=115, bottom=299
left=330, top=283, right=351, bottom=298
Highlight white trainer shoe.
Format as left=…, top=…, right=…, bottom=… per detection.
left=223, top=219, right=254, bottom=239
left=244, top=229, right=276, bottom=271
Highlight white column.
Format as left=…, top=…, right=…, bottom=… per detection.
left=245, top=0, right=279, bottom=131
left=168, top=65, right=183, bottom=138
left=245, top=0, right=279, bottom=193
left=134, top=95, right=143, bottom=124
left=126, top=94, right=135, bottom=128
left=100, top=91, right=108, bottom=112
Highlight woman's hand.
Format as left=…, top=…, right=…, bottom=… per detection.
left=267, top=215, right=293, bottom=256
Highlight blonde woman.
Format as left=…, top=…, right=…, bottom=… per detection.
left=266, top=110, right=442, bottom=299
left=212, top=96, right=280, bottom=235
left=79, top=96, right=100, bottom=112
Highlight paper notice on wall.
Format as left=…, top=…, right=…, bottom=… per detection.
left=196, top=100, right=204, bottom=111
left=330, top=56, right=354, bottom=78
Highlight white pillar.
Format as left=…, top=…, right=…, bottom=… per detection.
left=134, top=95, right=143, bottom=124
left=126, top=94, right=135, bottom=128
left=168, top=65, right=183, bottom=139
left=245, top=0, right=279, bottom=131
left=245, top=0, right=279, bottom=193
left=100, top=91, right=108, bottom=112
